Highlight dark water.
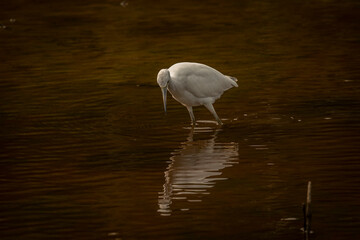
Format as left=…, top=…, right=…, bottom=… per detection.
left=1, top=0, right=360, bottom=239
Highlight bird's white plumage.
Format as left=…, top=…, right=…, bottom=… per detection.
left=157, top=62, right=237, bottom=125
left=169, top=62, right=237, bottom=101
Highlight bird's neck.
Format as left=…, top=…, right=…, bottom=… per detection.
left=168, top=80, right=177, bottom=94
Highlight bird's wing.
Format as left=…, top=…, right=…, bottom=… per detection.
left=170, top=63, right=237, bottom=98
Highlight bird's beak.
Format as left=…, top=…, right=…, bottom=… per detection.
left=161, top=87, right=167, bottom=113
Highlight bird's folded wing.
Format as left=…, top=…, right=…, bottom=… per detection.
left=184, top=70, right=236, bottom=98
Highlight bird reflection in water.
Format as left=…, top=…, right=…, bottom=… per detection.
left=158, top=126, right=239, bottom=216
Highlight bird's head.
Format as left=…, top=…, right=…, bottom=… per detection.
left=157, top=69, right=170, bottom=88
left=157, top=69, right=170, bottom=113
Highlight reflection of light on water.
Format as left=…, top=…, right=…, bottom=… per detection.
left=158, top=127, right=238, bottom=216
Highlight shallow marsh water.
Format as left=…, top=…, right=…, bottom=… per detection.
left=1, top=0, right=360, bottom=239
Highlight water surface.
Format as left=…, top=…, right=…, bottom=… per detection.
left=1, top=0, right=360, bottom=239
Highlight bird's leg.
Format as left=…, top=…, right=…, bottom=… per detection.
left=204, top=103, right=223, bottom=125
left=186, top=106, right=196, bottom=125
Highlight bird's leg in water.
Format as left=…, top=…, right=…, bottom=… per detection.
left=204, top=103, right=223, bottom=125
left=186, top=106, right=196, bottom=125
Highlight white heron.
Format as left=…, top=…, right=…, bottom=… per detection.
left=157, top=62, right=238, bottom=125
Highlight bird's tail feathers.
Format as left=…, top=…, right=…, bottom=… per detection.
left=228, top=76, right=238, bottom=82
left=226, top=75, right=238, bottom=87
